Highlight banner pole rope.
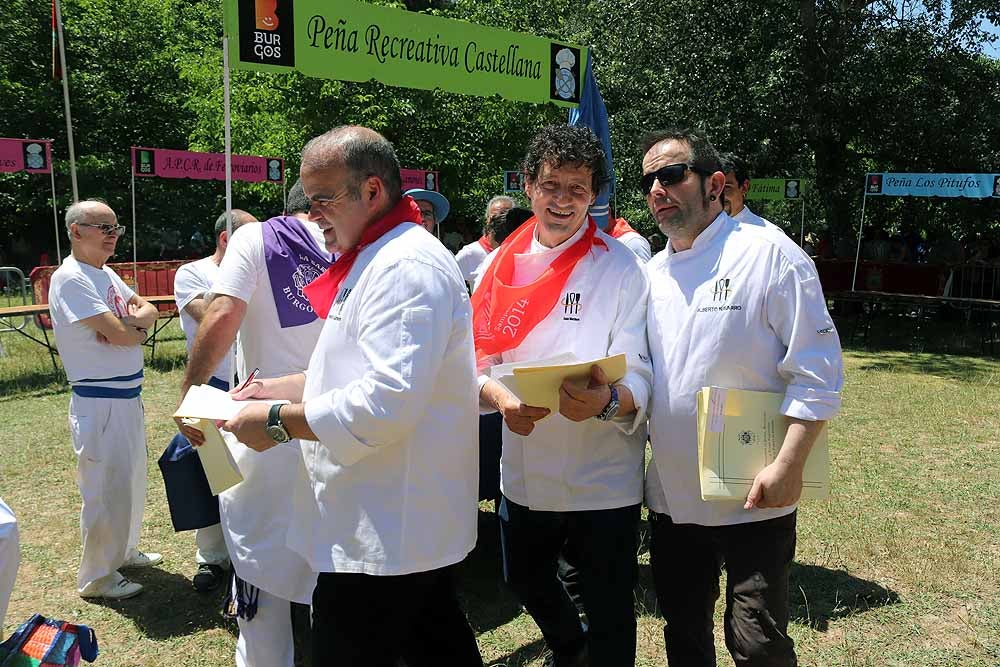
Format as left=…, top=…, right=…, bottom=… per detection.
left=851, top=181, right=869, bottom=292
left=54, top=0, right=78, bottom=202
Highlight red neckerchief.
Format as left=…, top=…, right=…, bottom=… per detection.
left=303, top=196, right=422, bottom=319
left=608, top=217, right=638, bottom=239
left=477, top=236, right=493, bottom=253
left=471, top=216, right=607, bottom=362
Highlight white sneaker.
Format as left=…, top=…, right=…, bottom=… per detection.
left=80, top=576, right=143, bottom=600
left=122, top=549, right=163, bottom=569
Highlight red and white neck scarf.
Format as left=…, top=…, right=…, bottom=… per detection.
left=471, top=216, right=607, bottom=362
left=608, top=217, right=639, bottom=239
left=303, top=196, right=422, bottom=319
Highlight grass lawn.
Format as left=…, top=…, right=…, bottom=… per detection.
left=0, top=320, right=998, bottom=666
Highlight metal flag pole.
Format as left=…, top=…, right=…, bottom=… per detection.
left=223, top=36, right=233, bottom=239
left=49, top=158, right=61, bottom=262
left=131, top=167, right=137, bottom=284
left=53, top=0, right=78, bottom=202
left=851, top=178, right=870, bottom=292
left=222, top=34, right=235, bottom=388
left=799, top=197, right=806, bottom=247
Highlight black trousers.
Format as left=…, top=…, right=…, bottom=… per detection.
left=648, top=510, right=798, bottom=667
left=311, top=566, right=483, bottom=667
left=499, top=496, right=640, bottom=666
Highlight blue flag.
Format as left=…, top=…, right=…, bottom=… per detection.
left=568, top=56, right=614, bottom=228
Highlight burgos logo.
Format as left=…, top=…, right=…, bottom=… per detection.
left=240, top=0, right=294, bottom=66
left=255, top=0, right=279, bottom=30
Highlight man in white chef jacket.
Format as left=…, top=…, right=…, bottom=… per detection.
left=641, top=128, right=843, bottom=667
left=473, top=124, right=652, bottom=667
left=222, top=125, right=483, bottom=667
left=455, top=195, right=515, bottom=286
left=720, top=152, right=781, bottom=232
left=177, top=181, right=332, bottom=667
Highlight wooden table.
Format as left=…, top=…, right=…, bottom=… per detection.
left=0, top=296, right=180, bottom=374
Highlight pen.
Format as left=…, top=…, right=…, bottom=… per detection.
left=235, top=367, right=260, bottom=393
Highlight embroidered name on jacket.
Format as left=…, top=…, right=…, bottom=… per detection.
left=562, top=291, right=581, bottom=320
left=697, top=278, right=743, bottom=313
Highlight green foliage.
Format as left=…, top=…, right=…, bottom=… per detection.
left=1, top=0, right=998, bottom=270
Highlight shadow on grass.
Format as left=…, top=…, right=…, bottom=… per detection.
left=84, top=567, right=237, bottom=639
left=855, top=352, right=998, bottom=383
left=458, top=509, right=522, bottom=634
left=789, top=563, right=900, bottom=632
left=634, top=558, right=899, bottom=634
left=488, top=638, right=547, bottom=667
left=0, top=371, right=65, bottom=401
left=146, top=349, right=188, bottom=374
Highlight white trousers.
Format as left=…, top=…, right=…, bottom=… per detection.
left=234, top=583, right=295, bottom=667
left=195, top=523, right=229, bottom=565
left=0, top=498, right=19, bottom=631
left=69, top=394, right=147, bottom=592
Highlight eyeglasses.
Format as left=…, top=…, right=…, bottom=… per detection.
left=77, top=222, right=125, bottom=237
left=309, top=188, right=354, bottom=211
left=640, top=163, right=703, bottom=195
left=417, top=207, right=436, bottom=221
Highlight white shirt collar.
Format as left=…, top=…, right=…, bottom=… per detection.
left=526, top=219, right=590, bottom=256
left=665, top=212, right=731, bottom=258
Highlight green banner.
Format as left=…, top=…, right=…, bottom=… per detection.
left=746, top=178, right=809, bottom=201
left=223, top=0, right=586, bottom=108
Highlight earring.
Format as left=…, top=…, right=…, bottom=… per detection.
left=709, top=195, right=717, bottom=201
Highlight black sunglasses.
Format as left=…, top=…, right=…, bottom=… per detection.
left=640, top=163, right=702, bottom=195
left=77, top=222, right=126, bottom=237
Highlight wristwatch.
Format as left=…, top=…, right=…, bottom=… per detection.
left=596, top=384, right=620, bottom=421
left=266, top=404, right=291, bottom=443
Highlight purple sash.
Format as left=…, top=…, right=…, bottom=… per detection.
left=262, top=216, right=332, bottom=328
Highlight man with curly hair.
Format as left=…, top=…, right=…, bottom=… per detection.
left=473, top=125, right=652, bottom=667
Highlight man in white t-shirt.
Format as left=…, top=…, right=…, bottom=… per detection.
left=176, top=182, right=331, bottom=667
left=48, top=200, right=162, bottom=601
left=455, top=195, right=514, bottom=286
left=222, top=126, right=483, bottom=667
left=720, top=153, right=782, bottom=232
left=641, top=129, right=843, bottom=666
left=173, top=207, right=257, bottom=592
left=474, top=125, right=652, bottom=667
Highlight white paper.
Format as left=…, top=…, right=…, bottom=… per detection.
left=173, top=384, right=290, bottom=494
left=706, top=386, right=728, bottom=433
left=174, top=384, right=287, bottom=421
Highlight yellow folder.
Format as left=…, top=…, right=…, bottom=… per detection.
left=508, top=353, right=627, bottom=415
left=696, top=386, right=829, bottom=501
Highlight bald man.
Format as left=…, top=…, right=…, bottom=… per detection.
left=49, top=199, right=162, bottom=601
left=177, top=186, right=332, bottom=667
left=223, top=126, right=482, bottom=666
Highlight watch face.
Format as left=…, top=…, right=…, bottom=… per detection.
left=266, top=424, right=289, bottom=443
